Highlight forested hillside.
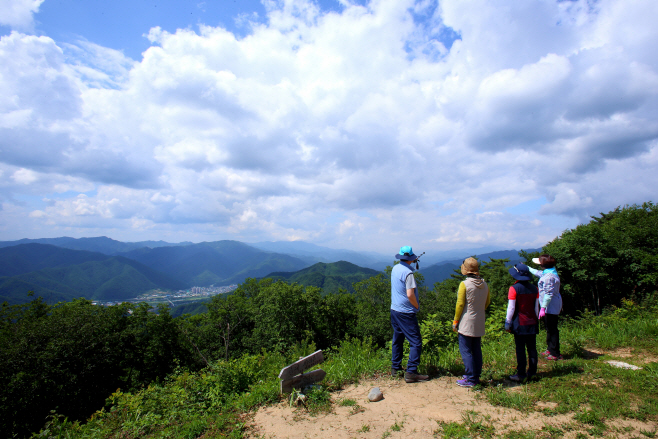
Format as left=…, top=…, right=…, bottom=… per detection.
left=264, top=260, right=382, bottom=294
left=0, top=244, right=185, bottom=304
left=1, top=203, right=657, bottom=438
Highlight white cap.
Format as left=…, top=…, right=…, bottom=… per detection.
left=532, top=257, right=541, bottom=264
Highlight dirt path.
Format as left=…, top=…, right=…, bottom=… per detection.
left=249, top=375, right=656, bottom=438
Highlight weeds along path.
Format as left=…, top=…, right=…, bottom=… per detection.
left=250, top=374, right=657, bottom=438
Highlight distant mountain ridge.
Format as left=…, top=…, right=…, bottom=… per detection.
left=0, top=236, right=192, bottom=255
left=420, top=248, right=541, bottom=286
left=250, top=241, right=390, bottom=271
left=263, top=260, right=382, bottom=294
left=118, top=241, right=310, bottom=287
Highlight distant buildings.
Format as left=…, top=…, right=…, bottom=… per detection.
left=92, top=284, right=238, bottom=307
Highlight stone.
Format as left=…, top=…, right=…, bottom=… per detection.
left=368, top=387, right=383, bottom=402
left=606, top=360, right=642, bottom=370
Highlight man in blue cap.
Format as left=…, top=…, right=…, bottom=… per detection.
left=390, top=246, right=429, bottom=383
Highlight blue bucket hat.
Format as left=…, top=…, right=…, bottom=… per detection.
left=509, top=263, right=532, bottom=281
left=395, top=246, right=418, bottom=261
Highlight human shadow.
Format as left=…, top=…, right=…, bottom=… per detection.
left=575, top=349, right=605, bottom=360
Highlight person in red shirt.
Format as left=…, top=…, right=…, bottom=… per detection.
left=505, top=263, right=540, bottom=382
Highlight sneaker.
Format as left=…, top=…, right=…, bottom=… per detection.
left=546, top=354, right=563, bottom=361
left=456, top=379, right=476, bottom=388
left=540, top=350, right=550, bottom=356
left=404, top=372, right=430, bottom=383
left=509, top=374, right=527, bottom=382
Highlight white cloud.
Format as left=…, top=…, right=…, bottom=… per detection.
left=0, top=0, right=657, bottom=252
left=0, top=0, right=44, bottom=31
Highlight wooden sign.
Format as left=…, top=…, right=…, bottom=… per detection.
left=278, top=350, right=324, bottom=380
left=281, top=369, right=327, bottom=393
left=279, top=349, right=325, bottom=393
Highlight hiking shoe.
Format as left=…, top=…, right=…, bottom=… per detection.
left=540, top=350, right=550, bottom=356
left=391, top=368, right=404, bottom=377
left=509, top=374, right=527, bottom=382
left=456, top=379, right=476, bottom=388
left=546, top=354, right=563, bottom=361
left=404, top=372, right=430, bottom=383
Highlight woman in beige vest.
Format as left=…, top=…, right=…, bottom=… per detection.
left=452, top=257, right=491, bottom=387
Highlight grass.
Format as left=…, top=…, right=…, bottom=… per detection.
left=435, top=411, right=495, bottom=439
left=34, top=304, right=658, bottom=439
left=323, top=337, right=390, bottom=389
left=432, top=304, right=658, bottom=438
left=337, top=397, right=358, bottom=407
left=302, top=385, right=332, bottom=415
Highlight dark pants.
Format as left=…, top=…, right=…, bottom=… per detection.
left=390, top=310, right=422, bottom=373
left=458, top=333, right=482, bottom=383
left=513, top=334, right=538, bottom=377
left=545, top=313, right=560, bottom=356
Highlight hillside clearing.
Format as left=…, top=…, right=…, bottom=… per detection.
left=251, top=350, right=658, bottom=439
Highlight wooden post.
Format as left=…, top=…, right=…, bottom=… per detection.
left=281, top=369, right=327, bottom=393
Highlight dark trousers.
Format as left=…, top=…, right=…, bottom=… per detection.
left=390, top=310, right=422, bottom=373
left=458, top=333, right=482, bottom=383
left=545, top=313, right=560, bottom=356
left=513, top=334, right=538, bottom=377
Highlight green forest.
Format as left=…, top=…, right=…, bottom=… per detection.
left=1, top=203, right=658, bottom=438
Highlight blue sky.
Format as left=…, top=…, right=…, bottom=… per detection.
left=25, top=0, right=457, bottom=61
left=30, top=0, right=325, bottom=60
left=0, top=0, right=657, bottom=253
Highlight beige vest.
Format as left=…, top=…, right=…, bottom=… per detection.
left=458, top=277, right=489, bottom=337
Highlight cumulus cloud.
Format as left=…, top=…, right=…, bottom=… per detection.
left=1, top=0, right=657, bottom=252
left=0, top=0, right=44, bottom=31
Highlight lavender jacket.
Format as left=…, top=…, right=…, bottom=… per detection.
left=529, top=267, right=562, bottom=315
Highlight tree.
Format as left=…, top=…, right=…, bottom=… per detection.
left=353, top=273, right=391, bottom=347
left=543, top=202, right=658, bottom=315
left=206, top=289, right=252, bottom=361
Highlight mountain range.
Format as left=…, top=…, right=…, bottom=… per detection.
left=0, top=244, right=184, bottom=304
left=419, top=248, right=539, bottom=287
left=0, top=239, right=310, bottom=304
left=0, top=236, right=192, bottom=254
left=0, top=236, right=538, bottom=305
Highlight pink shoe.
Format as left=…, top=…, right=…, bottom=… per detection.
left=540, top=350, right=550, bottom=356
left=546, top=354, right=563, bottom=361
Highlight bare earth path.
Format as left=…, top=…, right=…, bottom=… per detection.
left=250, top=375, right=656, bottom=438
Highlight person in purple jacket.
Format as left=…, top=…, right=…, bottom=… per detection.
left=530, top=254, right=563, bottom=360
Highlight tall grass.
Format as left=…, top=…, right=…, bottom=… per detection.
left=323, top=337, right=389, bottom=388
left=561, top=300, right=658, bottom=353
